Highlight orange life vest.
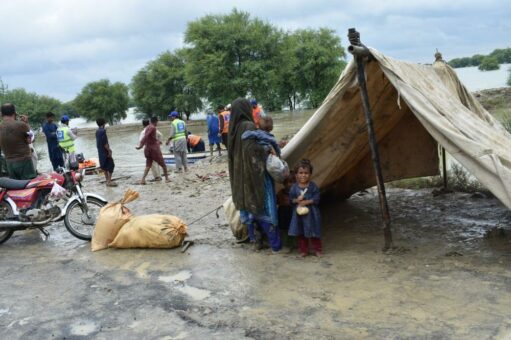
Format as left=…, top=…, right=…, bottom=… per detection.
left=220, top=111, right=230, bottom=134
left=187, top=134, right=201, bottom=147
left=252, top=106, right=261, bottom=128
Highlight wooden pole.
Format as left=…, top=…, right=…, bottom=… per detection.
left=348, top=28, right=394, bottom=250
left=442, top=147, right=448, bottom=190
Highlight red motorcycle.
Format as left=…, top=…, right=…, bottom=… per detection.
left=0, top=167, right=107, bottom=244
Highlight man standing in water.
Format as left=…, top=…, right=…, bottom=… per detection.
left=137, top=116, right=170, bottom=184
left=42, top=112, right=64, bottom=170
left=0, top=103, right=36, bottom=180
left=166, top=111, right=188, bottom=172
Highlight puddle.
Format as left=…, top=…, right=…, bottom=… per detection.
left=69, top=320, right=99, bottom=336
left=159, top=270, right=192, bottom=283
left=177, top=285, right=211, bottom=301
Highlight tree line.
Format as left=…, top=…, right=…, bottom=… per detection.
left=1, top=9, right=346, bottom=124
left=131, top=9, right=346, bottom=120
left=448, top=48, right=511, bottom=71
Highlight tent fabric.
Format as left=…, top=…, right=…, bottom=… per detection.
left=282, top=48, right=511, bottom=209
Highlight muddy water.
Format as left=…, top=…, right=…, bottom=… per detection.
left=34, top=110, right=314, bottom=174
left=3, top=109, right=511, bottom=338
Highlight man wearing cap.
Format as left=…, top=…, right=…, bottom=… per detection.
left=166, top=111, right=188, bottom=172
left=0, top=103, right=36, bottom=179
left=43, top=112, right=65, bottom=170
left=57, top=115, right=78, bottom=167
left=251, top=99, right=263, bottom=128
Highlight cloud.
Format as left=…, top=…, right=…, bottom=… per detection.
left=0, top=0, right=509, bottom=101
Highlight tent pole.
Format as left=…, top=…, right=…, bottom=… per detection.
left=442, top=147, right=448, bottom=190
left=348, top=28, right=394, bottom=250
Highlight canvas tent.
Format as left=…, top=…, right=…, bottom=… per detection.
left=282, top=48, right=511, bottom=210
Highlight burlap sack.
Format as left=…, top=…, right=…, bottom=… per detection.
left=91, top=189, right=139, bottom=251
left=223, top=197, right=248, bottom=242
left=108, top=214, right=188, bottom=249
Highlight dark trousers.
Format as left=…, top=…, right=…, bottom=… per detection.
left=191, top=140, right=206, bottom=153
left=48, top=145, right=64, bottom=170
left=298, top=235, right=322, bottom=254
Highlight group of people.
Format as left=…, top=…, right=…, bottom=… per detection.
left=227, top=98, right=322, bottom=257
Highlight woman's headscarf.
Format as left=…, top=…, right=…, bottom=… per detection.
left=228, top=98, right=266, bottom=214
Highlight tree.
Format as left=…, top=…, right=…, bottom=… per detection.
left=291, top=28, right=346, bottom=108
left=0, top=83, right=62, bottom=126
left=73, top=79, right=129, bottom=125
left=507, top=67, right=511, bottom=86
left=184, top=9, right=284, bottom=108
left=478, top=56, right=500, bottom=71
left=131, top=49, right=202, bottom=120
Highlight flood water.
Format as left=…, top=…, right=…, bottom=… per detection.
left=34, top=110, right=315, bottom=174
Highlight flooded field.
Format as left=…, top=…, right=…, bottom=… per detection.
left=34, top=110, right=314, bottom=175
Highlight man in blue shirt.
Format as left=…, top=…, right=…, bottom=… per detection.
left=42, top=112, right=64, bottom=170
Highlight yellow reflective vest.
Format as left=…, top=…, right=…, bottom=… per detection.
left=57, top=125, right=75, bottom=152
left=172, top=119, right=186, bottom=141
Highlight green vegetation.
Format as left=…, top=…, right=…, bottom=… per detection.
left=448, top=47, right=511, bottom=70
left=0, top=78, right=65, bottom=126
left=73, top=79, right=129, bottom=125
left=131, top=50, right=202, bottom=121
left=133, top=9, right=346, bottom=116
left=508, top=68, right=511, bottom=86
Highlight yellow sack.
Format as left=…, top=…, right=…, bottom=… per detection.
left=108, top=214, right=188, bottom=249
left=223, top=197, right=248, bottom=242
left=91, top=189, right=139, bottom=252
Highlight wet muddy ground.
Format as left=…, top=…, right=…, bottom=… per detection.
left=1, top=157, right=511, bottom=339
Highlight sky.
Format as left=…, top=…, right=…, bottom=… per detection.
left=0, top=0, right=509, bottom=102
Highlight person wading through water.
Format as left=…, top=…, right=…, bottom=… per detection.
left=228, top=98, right=281, bottom=253
left=136, top=116, right=170, bottom=184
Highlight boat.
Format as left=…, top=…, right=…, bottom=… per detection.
left=163, top=152, right=208, bottom=165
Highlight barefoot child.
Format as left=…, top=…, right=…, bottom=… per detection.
left=288, top=159, right=322, bottom=257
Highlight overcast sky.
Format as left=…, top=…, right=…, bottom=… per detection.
left=1, top=0, right=509, bottom=102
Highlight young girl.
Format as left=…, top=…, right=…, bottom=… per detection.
left=288, top=159, right=322, bottom=257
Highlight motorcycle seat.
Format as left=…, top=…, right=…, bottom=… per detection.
left=0, top=177, right=31, bottom=190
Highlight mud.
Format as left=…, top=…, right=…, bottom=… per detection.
left=1, top=154, right=511, bottom=339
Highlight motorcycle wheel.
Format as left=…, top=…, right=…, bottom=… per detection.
left=0, top=201, right=15, bottom=244
left=64, top=197, right=106, bottom=241
left=0, top=230, right=13, bottom=244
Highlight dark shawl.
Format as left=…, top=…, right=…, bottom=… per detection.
left=228, top=98, right=267, bottom=215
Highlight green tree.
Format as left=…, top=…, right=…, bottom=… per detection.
left=73, top=79, right=129, bottom=125
left=184, top=9, right=284, bottom=108
left=489, top=48, right=511, bottom=64
left=507, top=67, right=511, bottom=86
left=292, top=28, right=346, bottom=108
left=131, top=49, right=202, bottom=120
left=478, top=56, right=500, bottom=71
left=0, top=84, right=62, bottom=126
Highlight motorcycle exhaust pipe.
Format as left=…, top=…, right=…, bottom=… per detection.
left=0, top=218, right=54, bottom=230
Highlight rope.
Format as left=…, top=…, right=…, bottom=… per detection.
left=187, top=205, right=222, bottom=226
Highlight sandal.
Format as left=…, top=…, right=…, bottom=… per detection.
left=137, top=180, right=147, bottom=185
left=106, top=182, right=118, bottom=187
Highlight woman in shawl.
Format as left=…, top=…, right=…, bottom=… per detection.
left=228, top=98, right=281, bottom=252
